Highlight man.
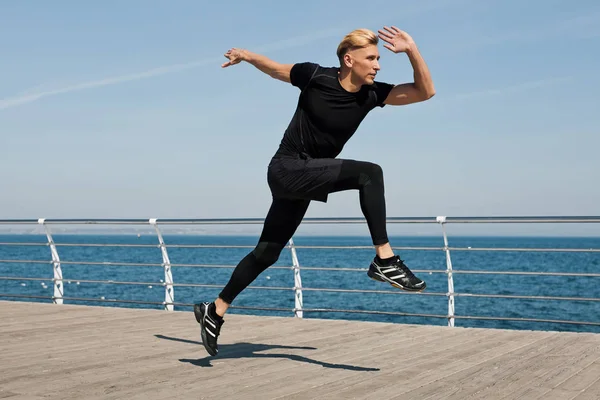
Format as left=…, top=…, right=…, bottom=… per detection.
left=194, top=26, right=435, bottom=356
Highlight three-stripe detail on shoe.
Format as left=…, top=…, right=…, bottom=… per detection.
left=204, top=307, right=218, bottom=338
left=381, top=266, right=405, bottom=280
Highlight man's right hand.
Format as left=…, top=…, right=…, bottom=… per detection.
left=222, top=48, right=246, bottom=68
left=221, top=49, right=293, bottom=83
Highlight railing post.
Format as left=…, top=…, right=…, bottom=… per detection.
left=38, top=218, right=63, bottom=305
left=437, top=216, right=455, bottom=327
left=288, top=238, right=303, bottom=318
left=150, top=219, right=174, bottom=311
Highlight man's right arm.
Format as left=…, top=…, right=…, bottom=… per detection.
left=222, top=48, right=318, bottom=89
left=238, top=49, right=293, bottom=83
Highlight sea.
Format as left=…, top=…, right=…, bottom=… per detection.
left=1, top=233, right=600, bottom=334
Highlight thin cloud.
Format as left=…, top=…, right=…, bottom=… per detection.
left=0, top=28, right=345, bottom=111
left=0, top=58, right=222, bottom=110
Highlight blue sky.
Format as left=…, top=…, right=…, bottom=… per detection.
left=1, top=0, right=599, bottom=236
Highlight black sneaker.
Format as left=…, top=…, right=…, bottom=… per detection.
left=367, top=256, right=426, bottom=292
left=193, top=302, right=224, bottom=356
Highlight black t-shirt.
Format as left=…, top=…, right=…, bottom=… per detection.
left=275, top=62, right=394, bottom=159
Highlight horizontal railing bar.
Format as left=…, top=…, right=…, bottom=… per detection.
left=61, top=278, right=159, bottom=286
left=225, top=305, right=294, bottom=312
left=0, top=276, right=53, bottom=282
left=0, top=242, right=442, bottom=251
left=2, top=241, right=598, bottom=253
left=0, top=276, right=164, bottom=286
left=172, top=283, right=293, bottom=290
left=0, top=242, right=49, bottom=246
left=3, top=293, right=596, bottom=327
left=0, top=259, right=292, bottom=270
left=173, top=302, right=294, bottom=313
left=1, top=216, right=600, bottom=225
left=3, top=261, right=599, bottom=279
left=453, top=293, right=600, bottom=302
left=59, top=260, right=163, bottom=267
left=0, top=260, right=271, bottom=270
left=3, top=259, right=600, bottom=278
left=441, top=216, right=600, bottom=224
left=1, top=263, right=598, bottom=278
left=287, top=245, right=444, bottom=250
left=61, top=297, right=165, bottom=305
left=55, top=243, right=159, bottom=248
left=300, top=287, right=446, bottom=296
left=1, top=275, right=598, bottom=302
left=0, top=296, right=294, bottom=313
left=169, top=263, right=290, bottom=270
left=164, top=244, right=255, bottom=249
left=453, top=270, right=600, bottom=277
left=0, top=277, right=288, bottom=289
left=0, top=242, right=164, bottom=249
left=4, top=260, right=598, bottom=277
left=448, top=247, right=600, bottom=253
left=300, top=290, right=600, bottom=302
left=301, top=308, right=448, bottom=319
left=298, top=266, right=443, bottom=273
left=0, top=259, right=161, bottom=267
left=453, top=315, right=600, bottom=326
left=3, top=261, right=597, bottom=278
left=0, top=259, right=50, bottom=264
left=0, top=293, right=53, bottom=300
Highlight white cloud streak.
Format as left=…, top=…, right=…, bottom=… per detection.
left=0, top=58, right=223, bottom=110
left=0, top=28, right=345, bottom=111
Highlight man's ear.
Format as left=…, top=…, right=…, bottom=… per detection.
left=343, top=53, right=353, bottom=68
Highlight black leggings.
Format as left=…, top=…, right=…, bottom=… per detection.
left=218, top=159, right=388, bottom=304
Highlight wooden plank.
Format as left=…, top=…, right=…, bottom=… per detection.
left=553, top=358, right=600, bottom=394
left=572, top=375, right=600, bottom=400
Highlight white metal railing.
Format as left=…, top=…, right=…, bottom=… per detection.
left=0, top=216, right=599, bottom=329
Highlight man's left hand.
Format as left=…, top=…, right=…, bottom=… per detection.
left=378, top=26, right=416, bottom=54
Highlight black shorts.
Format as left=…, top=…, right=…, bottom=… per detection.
left=267, top=154, right=343, bottom=203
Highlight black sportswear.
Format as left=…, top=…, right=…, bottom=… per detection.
left=204, top=61, right=425, bottom=314
left=275, top=62, right=394, bottom=159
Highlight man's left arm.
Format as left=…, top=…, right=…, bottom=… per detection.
left=378, top=27, right=436, bottom=106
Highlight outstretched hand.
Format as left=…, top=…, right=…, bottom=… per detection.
left=378, top=26, right=415, bottom=54
left=222, top=48, right=246, bottom=68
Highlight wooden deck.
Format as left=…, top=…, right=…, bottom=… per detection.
left=1, top=301, right=599, bottom=400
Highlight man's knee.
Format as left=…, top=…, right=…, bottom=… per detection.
left=251, top=241, right=285, bottom=266
left=359, top=162, right=384, bottom=187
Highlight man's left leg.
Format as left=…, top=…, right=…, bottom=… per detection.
left=328, top=159, right=426, bottom=292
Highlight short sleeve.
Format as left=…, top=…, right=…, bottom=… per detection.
left=372, top=81, right=395, bottom=107
left=290, top=62, right=319, bottom=91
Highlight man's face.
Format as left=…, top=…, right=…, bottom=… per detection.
left=345, top=44, right=381, bottom=85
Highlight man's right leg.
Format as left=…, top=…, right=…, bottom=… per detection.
left=217, top=196, right=310, bottom=311
left=194, top=196, right=310, bottom=356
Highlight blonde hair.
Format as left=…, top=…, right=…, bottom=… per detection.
left=336, top=28, right=379, bottom=62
